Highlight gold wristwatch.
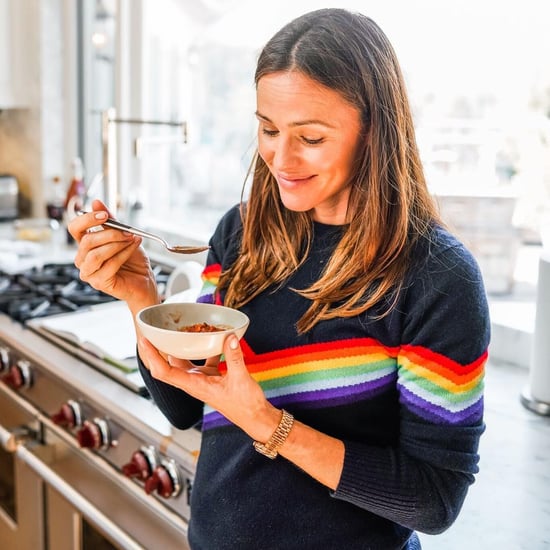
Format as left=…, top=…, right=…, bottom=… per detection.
left=253, top=409, right=294, bottom=459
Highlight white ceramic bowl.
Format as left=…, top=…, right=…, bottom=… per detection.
left=137, top=302, right=249, bottom=360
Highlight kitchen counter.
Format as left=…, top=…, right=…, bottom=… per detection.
left=0, top=220, right=77, bottom=273
left=0, top=218, right=202, bottom=455
left=0, top=292, right=202, bottom=483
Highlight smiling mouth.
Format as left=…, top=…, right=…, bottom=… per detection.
left=277, top=174, right=316, bottom=186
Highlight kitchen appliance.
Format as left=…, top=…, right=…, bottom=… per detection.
left=521, top=250, right=550, bottom=415
left=0, top=261, right=201, bottom=549
left=0, top=174, right=19, bottom=220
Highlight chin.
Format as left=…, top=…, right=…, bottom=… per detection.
left=278, top=193, right=313, bottom=213
left=281, top=202, right=313, bottom=214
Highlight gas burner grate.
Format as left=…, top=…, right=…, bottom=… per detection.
left=0, top=262, right=173, bottom=323
left=0, top=263, right=119, bottom=323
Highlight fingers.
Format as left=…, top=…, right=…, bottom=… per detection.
left=139, top=336, right=175, bottom=378
left=138, top=336, right=159, bottom=368
left=91, top=199, right=112, bottom=216
left=71, top=207, right=141, bottom=278
left=67, top=199, right=114, bottom=243
left=68, top=209, right=108, bottom=243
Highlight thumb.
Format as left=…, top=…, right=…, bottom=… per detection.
left=223, top=334, right=244, bottom=369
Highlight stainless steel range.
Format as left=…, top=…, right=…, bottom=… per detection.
left=0, top=262, right=201, bottom=549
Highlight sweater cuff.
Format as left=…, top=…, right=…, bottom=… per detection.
left=332, top=440, right=417, bottom=524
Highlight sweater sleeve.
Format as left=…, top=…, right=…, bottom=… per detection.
left=333, top=238, right=490, bottom=534
left=138, top=356, right=204, bottom=429
left=137, top=205, right=243, bottom=429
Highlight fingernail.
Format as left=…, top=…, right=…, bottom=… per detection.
left=229, top=335, right=239, bottom=349
left=94, top=211, right=108, bottom=219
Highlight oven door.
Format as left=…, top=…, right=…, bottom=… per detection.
left=0, top=385, right=190, bottom=550
left=0, top=382, right=46, bottom=550
left=1, top=427, right=145, bottom=550
left=0, top=430, right=45, bottom=550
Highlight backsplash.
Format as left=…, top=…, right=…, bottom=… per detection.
left=0, top=108, right=41, bottom=217
left=0, top=0, right=74, bottom=219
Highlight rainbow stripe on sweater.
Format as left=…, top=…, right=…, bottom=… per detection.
left=202, top=338, right=486, bottom=430
left=197, top=263, right=221, bottom=304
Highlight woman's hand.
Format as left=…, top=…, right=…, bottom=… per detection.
left=138, top=334, right=281, bottom=443
left=68, top=199, right=160, bottom=315
left=140, top=333, right=345, bottom=489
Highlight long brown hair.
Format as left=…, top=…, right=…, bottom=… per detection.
left=219, top=8, right=442, bottom=333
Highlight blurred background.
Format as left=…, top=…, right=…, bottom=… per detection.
left=1, top=0, right=549, bottom=250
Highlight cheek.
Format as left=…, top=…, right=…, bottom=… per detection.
left=257, top=136, right=274, bottom=165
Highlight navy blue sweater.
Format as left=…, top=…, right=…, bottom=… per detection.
left=139, top=205, right=490, bottom=549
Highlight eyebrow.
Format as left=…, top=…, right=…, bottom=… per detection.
left=255, top=111, right=336, bottom=129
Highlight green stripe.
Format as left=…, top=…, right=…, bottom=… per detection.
left=260, top=359, right=396, bottom=391
left=398, top=367, right=484, bottom=403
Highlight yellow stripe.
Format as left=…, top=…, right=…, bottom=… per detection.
left=253, top=353, right=392, bottom=382
left=399, top=356, right=484, bottom=393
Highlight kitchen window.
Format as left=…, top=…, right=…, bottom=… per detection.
left=78, top=0, right=550, bottom=243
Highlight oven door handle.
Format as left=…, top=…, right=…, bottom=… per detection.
left=6, top=436, right=144, bottom=550
left=0, top=424, right=32, bottom=453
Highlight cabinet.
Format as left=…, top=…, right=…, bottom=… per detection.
left=0, top=0, right=31, bottom=108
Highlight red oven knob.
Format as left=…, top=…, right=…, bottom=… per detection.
left=144, top=459, right=182, bottom=499
left=122, top=446, right=159, bottom=481
left=76, top=418, right=111, bottom=450
left=1, top=360, right=32, bottom=389
left=0, top=346, right=10, bottom=372
left=51, top=400, right=82, bottom=428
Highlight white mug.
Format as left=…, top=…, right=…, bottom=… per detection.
left=165, top=261, right=204, bottom=299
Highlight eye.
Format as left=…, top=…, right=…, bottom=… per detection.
left=302, top=137, right=324, bottom=145
left=261, top=128, right=279, bottom=137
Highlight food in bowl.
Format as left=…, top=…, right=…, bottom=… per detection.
left=136, top=302, right=249, bottom=360
left=179, top=322, right=229, bottom=333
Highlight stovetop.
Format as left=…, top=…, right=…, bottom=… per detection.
left=0, top=255, right=201, bottom=527
left=0, top=263, right=170, bottom=323
left=0, top=262, right=172, bottom=394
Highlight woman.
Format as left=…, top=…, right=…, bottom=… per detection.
left=70, top=8, right=490, bottom=549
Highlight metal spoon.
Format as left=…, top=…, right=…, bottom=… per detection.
left=79, top=212, right=210, bottom=254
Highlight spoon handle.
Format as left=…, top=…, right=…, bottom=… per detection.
left=77, top=211, right=209, bottom=254
left=102, top=218, right=163, bottom=243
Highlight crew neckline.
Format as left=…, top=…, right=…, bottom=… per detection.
left=312, top=219, right=348, bottom=233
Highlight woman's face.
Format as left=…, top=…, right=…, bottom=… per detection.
left=256, top=71, right=363, bottom=225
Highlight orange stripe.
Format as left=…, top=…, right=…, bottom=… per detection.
left=402, top=349, right=485, bottom=384
left=401, top=344, right=487, bottom=375
left=400, top=356, right=485, bottom=392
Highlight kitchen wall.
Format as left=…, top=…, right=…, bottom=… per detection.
left=0, top=0, right=77, bottom=218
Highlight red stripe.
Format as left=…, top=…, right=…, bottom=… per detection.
left=400, top=344, right=488, bottom=377
left=203, top=263, right=221, bottom=277
left=238, top=338, right=487, bottom=380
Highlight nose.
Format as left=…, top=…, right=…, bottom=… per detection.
left=268, top=135, right=298, bottom=171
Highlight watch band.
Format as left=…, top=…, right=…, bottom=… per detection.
left=253, top=409, right=294, bottom=459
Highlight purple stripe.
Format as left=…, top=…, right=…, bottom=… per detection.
left=273, top=372, right=396, bottom=409
left=202, top=413, right=231, bottom=430
left=399, top=386, right=483, bottom=425
left=202, top=372, right=397, bottom=430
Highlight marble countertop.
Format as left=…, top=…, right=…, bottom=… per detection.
left=0, top=220, right=77, bottom=273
